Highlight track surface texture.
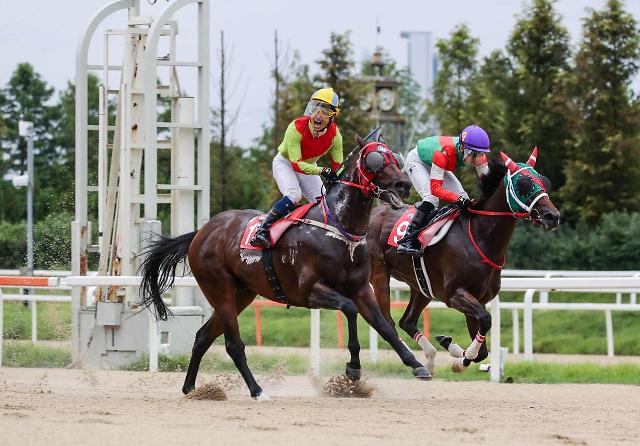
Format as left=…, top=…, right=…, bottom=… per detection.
left=1, top=367, right=638, bottom=445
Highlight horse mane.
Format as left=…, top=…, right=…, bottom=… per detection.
left=475, top=161, right=507, bottom=205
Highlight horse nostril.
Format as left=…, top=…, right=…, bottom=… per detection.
left=544, top=212, right=559, bottom=226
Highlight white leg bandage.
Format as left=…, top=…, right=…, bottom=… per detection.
left=414, top=333, right=437, bottom=374
left=447, top=342, right=465, bottom=358
left=463, top=333, right=486, bottom=361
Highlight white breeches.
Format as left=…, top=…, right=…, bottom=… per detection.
left=272, top=153, right=323, bottom=204
left=404, top=148, right=468, bottom=207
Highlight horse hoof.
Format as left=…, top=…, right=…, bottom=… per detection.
left=412, top=366, right=432, bottom=380
left=182, top=385, right=195, bottom=395
left=452, top=359, right=467, bottom=373
left=345, top=364, right=362, bottom=381
left=436, top=335, right=452, bottom=350
left=253, top=392, right=271, bottom=402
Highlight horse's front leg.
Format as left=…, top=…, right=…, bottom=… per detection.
left=399, top=289, right=436, bottom=374
left=308, top=283, right=361, bottom=380
left=352, top=285, right=430, bottom=379
left=437, top=287, right=490, bottom=373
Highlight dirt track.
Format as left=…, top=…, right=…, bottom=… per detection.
left=1, top=367, right=638, bottom=445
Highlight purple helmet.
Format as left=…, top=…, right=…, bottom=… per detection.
left=459, top=125, right=490, bottom=152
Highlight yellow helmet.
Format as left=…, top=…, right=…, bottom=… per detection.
left=305, top=87, right=340, bottom=117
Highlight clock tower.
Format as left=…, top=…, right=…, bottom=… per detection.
left=360, top=49, right=405, bottom=150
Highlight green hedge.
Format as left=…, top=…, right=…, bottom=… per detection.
left=507, top=212, right=640, bottom=270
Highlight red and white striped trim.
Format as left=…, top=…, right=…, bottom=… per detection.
left=475, top=333, right=486, bottom=343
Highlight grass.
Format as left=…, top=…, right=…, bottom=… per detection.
left=120, top=352, right=640, bottom=385
left=2, top=290, right=640, bottom=356
left=1, top=341, right=71, bottom=368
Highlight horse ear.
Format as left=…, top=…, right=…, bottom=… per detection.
left=355, top=135, right=366, bottom=148
left=377, top=132, right=387, bottom=144
left=541, top=174, right=552, bottom=191
left=527, top=146, right=538, bottom=167
left=500, top=151, right=518, bottom=174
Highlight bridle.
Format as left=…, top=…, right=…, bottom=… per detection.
left=466, top=161, right=549, bottom=270
left=340, top=142, right=402, bottom=198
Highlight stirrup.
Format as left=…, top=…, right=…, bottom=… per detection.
left=250, top=230, right=272, bottom=248
left=396, top=240, right=422, bottom=256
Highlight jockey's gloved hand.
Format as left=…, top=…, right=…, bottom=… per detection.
left=456, top=196, right=475, bottom=211
left=320, top=167, right=339, bottom=185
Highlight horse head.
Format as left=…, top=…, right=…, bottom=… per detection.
left=500, top=147, right=560, bottom=231
left=337, top=134, right=409, bottom=209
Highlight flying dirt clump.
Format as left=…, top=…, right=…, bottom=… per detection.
left=321, top=375, right=374, bottom=398
left=185, top=383, right=227, bottom=401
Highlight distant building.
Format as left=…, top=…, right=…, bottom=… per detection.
left=400, top=31, right=438, bottom=100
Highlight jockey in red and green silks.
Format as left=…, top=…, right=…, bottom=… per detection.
left=396, top=125, right=491, bottom=255
left=250, top=87, right=343, bottom=248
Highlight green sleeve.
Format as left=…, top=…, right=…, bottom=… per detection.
left=329, top=127, right=344, bottom=168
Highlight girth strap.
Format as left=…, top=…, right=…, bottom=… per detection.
left=412, top=256, right=433, bottom=299
left=262, top=248, right=289, bottom=307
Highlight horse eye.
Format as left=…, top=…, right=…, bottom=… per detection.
left=364, top=151, right=385, bottom=173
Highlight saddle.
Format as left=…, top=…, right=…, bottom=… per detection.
left=240, top=202, right=316, bottom=250
left=387, top=205, right=460, bottom=251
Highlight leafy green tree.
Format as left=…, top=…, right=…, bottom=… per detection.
left=560, top=0, right=640, bottom=223
left=315, top=32, right=373, bottom=154
left=427, top=24, right=480, bottom=134
left=0, top=63, right=60, bottom=176
left=503, top=0, right=572, bottom=189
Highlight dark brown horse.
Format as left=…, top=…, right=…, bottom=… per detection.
left=367, top=149, right=560, bottom=374
left=139, top=135, right=431, bottom=399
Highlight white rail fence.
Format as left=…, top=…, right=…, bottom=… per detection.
left=1, top=272, right=639, bottom=382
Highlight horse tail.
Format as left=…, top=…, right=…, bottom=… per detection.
left=139, top=231, right=197, bottom=321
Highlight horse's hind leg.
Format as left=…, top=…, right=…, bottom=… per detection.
left=439, top=287, right=490, bottom=373
left=399, top=289, right=436, bottom=374
left=182, top=288, right=256, bottom=395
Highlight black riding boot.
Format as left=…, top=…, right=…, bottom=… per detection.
left=396, top=201, right=435, bottom=255
left=250, top=197, right=295, bottom=248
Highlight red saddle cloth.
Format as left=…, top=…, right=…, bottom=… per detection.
left=387, top=206, right=460, bottom=249
left=240, top=202, right=316, bottom=250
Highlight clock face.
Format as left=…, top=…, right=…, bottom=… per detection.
left=377, top=88, right=395, bottom=112
left=359, top=90, right=374, bottom=112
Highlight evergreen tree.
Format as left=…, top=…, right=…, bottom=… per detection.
left=504, top=0, right=572, bottom=189
left=560, top=0, right=640, bottom=223
left=0, top=63, right=60, bottom=176
left=427, top=24, right=480, bottom=134
left=315, top=32, right=373, bottom=154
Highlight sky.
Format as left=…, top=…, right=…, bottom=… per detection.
left=1, top=0, right=639, bottom=147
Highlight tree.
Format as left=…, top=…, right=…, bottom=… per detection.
left=315, top=32, right=373, bottom=154
left=427, top=24, right=480, bottom=134
left=560, top=0, right=640, bottom=223
left=0, top=63, right=60, bottom=177
left=503, top=0, right=572, bottom=190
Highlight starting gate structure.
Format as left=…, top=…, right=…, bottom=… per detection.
left=72, top=0, right=210, bottom=368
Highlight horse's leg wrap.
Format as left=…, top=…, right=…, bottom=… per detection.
left=463, top=332, right=486, bottom=361
left=436, top=335, right=464, bottom=358
left=414, top=332, right=437, bottom=374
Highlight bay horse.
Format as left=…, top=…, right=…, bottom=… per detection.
left=367, top=149, right=560, bottom=374
left=139, top=135, right=430, bottom=400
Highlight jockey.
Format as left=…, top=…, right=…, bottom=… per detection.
left=250, top=87, right=343, bottom=248
left=396, top=125, right=491, bottom=255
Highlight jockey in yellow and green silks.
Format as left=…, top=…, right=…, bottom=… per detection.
left=250, top=88, right=343, bottom=248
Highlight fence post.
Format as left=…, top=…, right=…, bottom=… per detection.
left=490, top=295, right=501, bottom=383
left=254, top=305, right=262, bottom=346
left=605, top=310, right=614, bottom=357
left=369, top=326, right=378, bottom=364
left=422, top=308, right=430, bottom=339
left=0, top=289, right=4, bottom=367
left=148, top=311, right=159, bottom=372
left=310, top=309, right=320, bottom=376
left=511, top=308, right=519, bottom=355
left=523, top=289, right=536, bottom=361
left=31, top=300, right=37, bottom=344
